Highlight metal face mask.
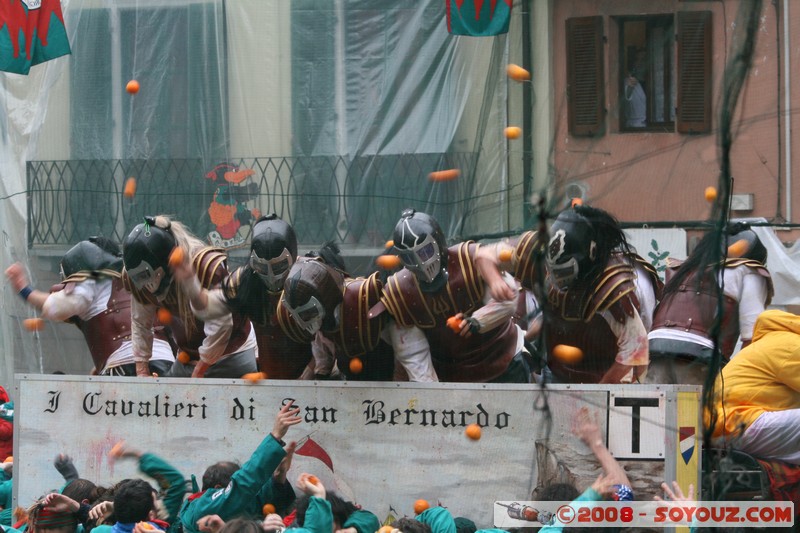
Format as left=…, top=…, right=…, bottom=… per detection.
left=397, top=233, right=442, bottom=284
left=250, top=248, right=293, bottom=292
left=285, top=295, right=326, bottom=335
left=127, top=260, right=169, bottom=297
left=546, top=227, right=596, bottom=289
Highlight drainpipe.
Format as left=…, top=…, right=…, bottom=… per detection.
left=783, top=0, right=792, bottom=222
left=522, top=0, right=534, bottom=229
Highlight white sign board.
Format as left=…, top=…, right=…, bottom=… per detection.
left=607, top=390, right=666, bottom=460
left=12, top=377, right=696, bottom=527
left=625, top=228, right=687, bottom=280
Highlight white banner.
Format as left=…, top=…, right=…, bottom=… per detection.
left=12, top=377, right=698, bottom=527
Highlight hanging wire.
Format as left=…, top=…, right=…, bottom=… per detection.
left=704, top=0, right=763, bottom=502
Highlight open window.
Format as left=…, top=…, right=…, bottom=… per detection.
left=617, top=15, right=675, bottom=132
left=566, top=11, right=711, bottom=136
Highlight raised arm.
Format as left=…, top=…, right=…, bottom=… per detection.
left=573, top=407, right=631, bottom=489
left=5, top=263, right=49, bottom=309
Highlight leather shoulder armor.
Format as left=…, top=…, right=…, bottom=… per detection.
left=631, top=253, right=664, bottom=301
left=62, top=269, right=122, bottom=285
left=513, top=231, right=542, bottom=291
left=588, top=255, right=638, bottom=319
left=382, top=268, right=431, bottom=328
left=334, top=272, right=385, bottom=358
left=549, top=254, right=638, bottom=323
left=222, top=265, right=246, bottom=301
left=193, top=247, right=229, bottom=288
left=453, top=241, right=484, bottom=304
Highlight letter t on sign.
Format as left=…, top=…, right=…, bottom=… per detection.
left=607, top=391, right=665, bottom=460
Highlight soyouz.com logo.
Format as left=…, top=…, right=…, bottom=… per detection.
left=493, top=501, right=794, bottom=528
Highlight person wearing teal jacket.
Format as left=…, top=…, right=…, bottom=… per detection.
left=105, top=442, right=188, bottom=529
left=179, top=401, right=302, bottom=533
left=0, top=458, right=14, bottom=529
left=414, top=506, right=505, bottom=533
left=283, top=474, right=333, bottom=533
left=291, top=491, right=379, bottom=533
left=81, top=480, right=166, bottom=533
left=340, top=508, right=379, bottom=533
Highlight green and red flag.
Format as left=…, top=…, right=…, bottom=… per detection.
left=0, top=0, right=71, bottom=74
left=446, top=0, right=513, bottom=37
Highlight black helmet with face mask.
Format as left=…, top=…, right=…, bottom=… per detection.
left=393, top=209, right=448, bottom=292
left=122, top=217, right=177, bottom=298
left=282, top=258, right=344, bottom=335
left=546, top=208, right=598, bottom=289
left=250, top=214, right=297, bottom=293
left=60, top=237, right=123, bottom=279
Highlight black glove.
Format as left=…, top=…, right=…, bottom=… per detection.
left=54, top=454, right=80, bottom=482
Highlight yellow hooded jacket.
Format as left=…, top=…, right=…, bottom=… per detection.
left=710, top=310, right=800, bottom=439
left=713, top=310, right=800, bottom=438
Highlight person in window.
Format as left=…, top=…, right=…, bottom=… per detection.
left=624, top=49, right=647, bottom=128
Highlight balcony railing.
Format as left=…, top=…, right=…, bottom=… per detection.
left=27, top=153, right=485, bottom=248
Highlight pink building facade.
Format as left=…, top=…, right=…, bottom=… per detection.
left=547, top=1, right=798, bottom=239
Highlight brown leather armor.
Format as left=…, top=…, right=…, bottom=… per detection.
left=651, top=257, right=773, bottom=359
left=382, top=242, right=518, bottom=382
left=278, top=272, right=394, bottom=381
left=545, top=254, right=640, bottom=383
left=333, top=272, right=393, bottom=379
left=279, top=269, right=393, bottom=380
left=52, top=273, right=169, bottom=372
left=335, top=272, right=385, bottom=357
left=224, top=266, right=312, bottom=378
left=123, top=247, right=251, bottom=360
left=513, top=230, right=543, bottom=292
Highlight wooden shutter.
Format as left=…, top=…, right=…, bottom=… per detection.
left=677, top=11, right=712, bottom=133
left=566, top=16, right=605, bottom=137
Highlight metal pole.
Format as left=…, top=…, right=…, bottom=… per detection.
left=521, top=0, right=534, bottom=229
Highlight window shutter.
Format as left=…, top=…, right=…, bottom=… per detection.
left=677, top=11, right=711, bottom=133
left=566, top=16, right=605, bottom=137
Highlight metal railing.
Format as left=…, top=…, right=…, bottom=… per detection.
left=27, top=153, right=482, bottom=248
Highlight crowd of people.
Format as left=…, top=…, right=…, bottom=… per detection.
left=4, top=203, right=796, bottom=530
left=0, top=396, right=695, bottom=533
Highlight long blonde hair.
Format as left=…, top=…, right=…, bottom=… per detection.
left=152, top=215, right=208, bottom=336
